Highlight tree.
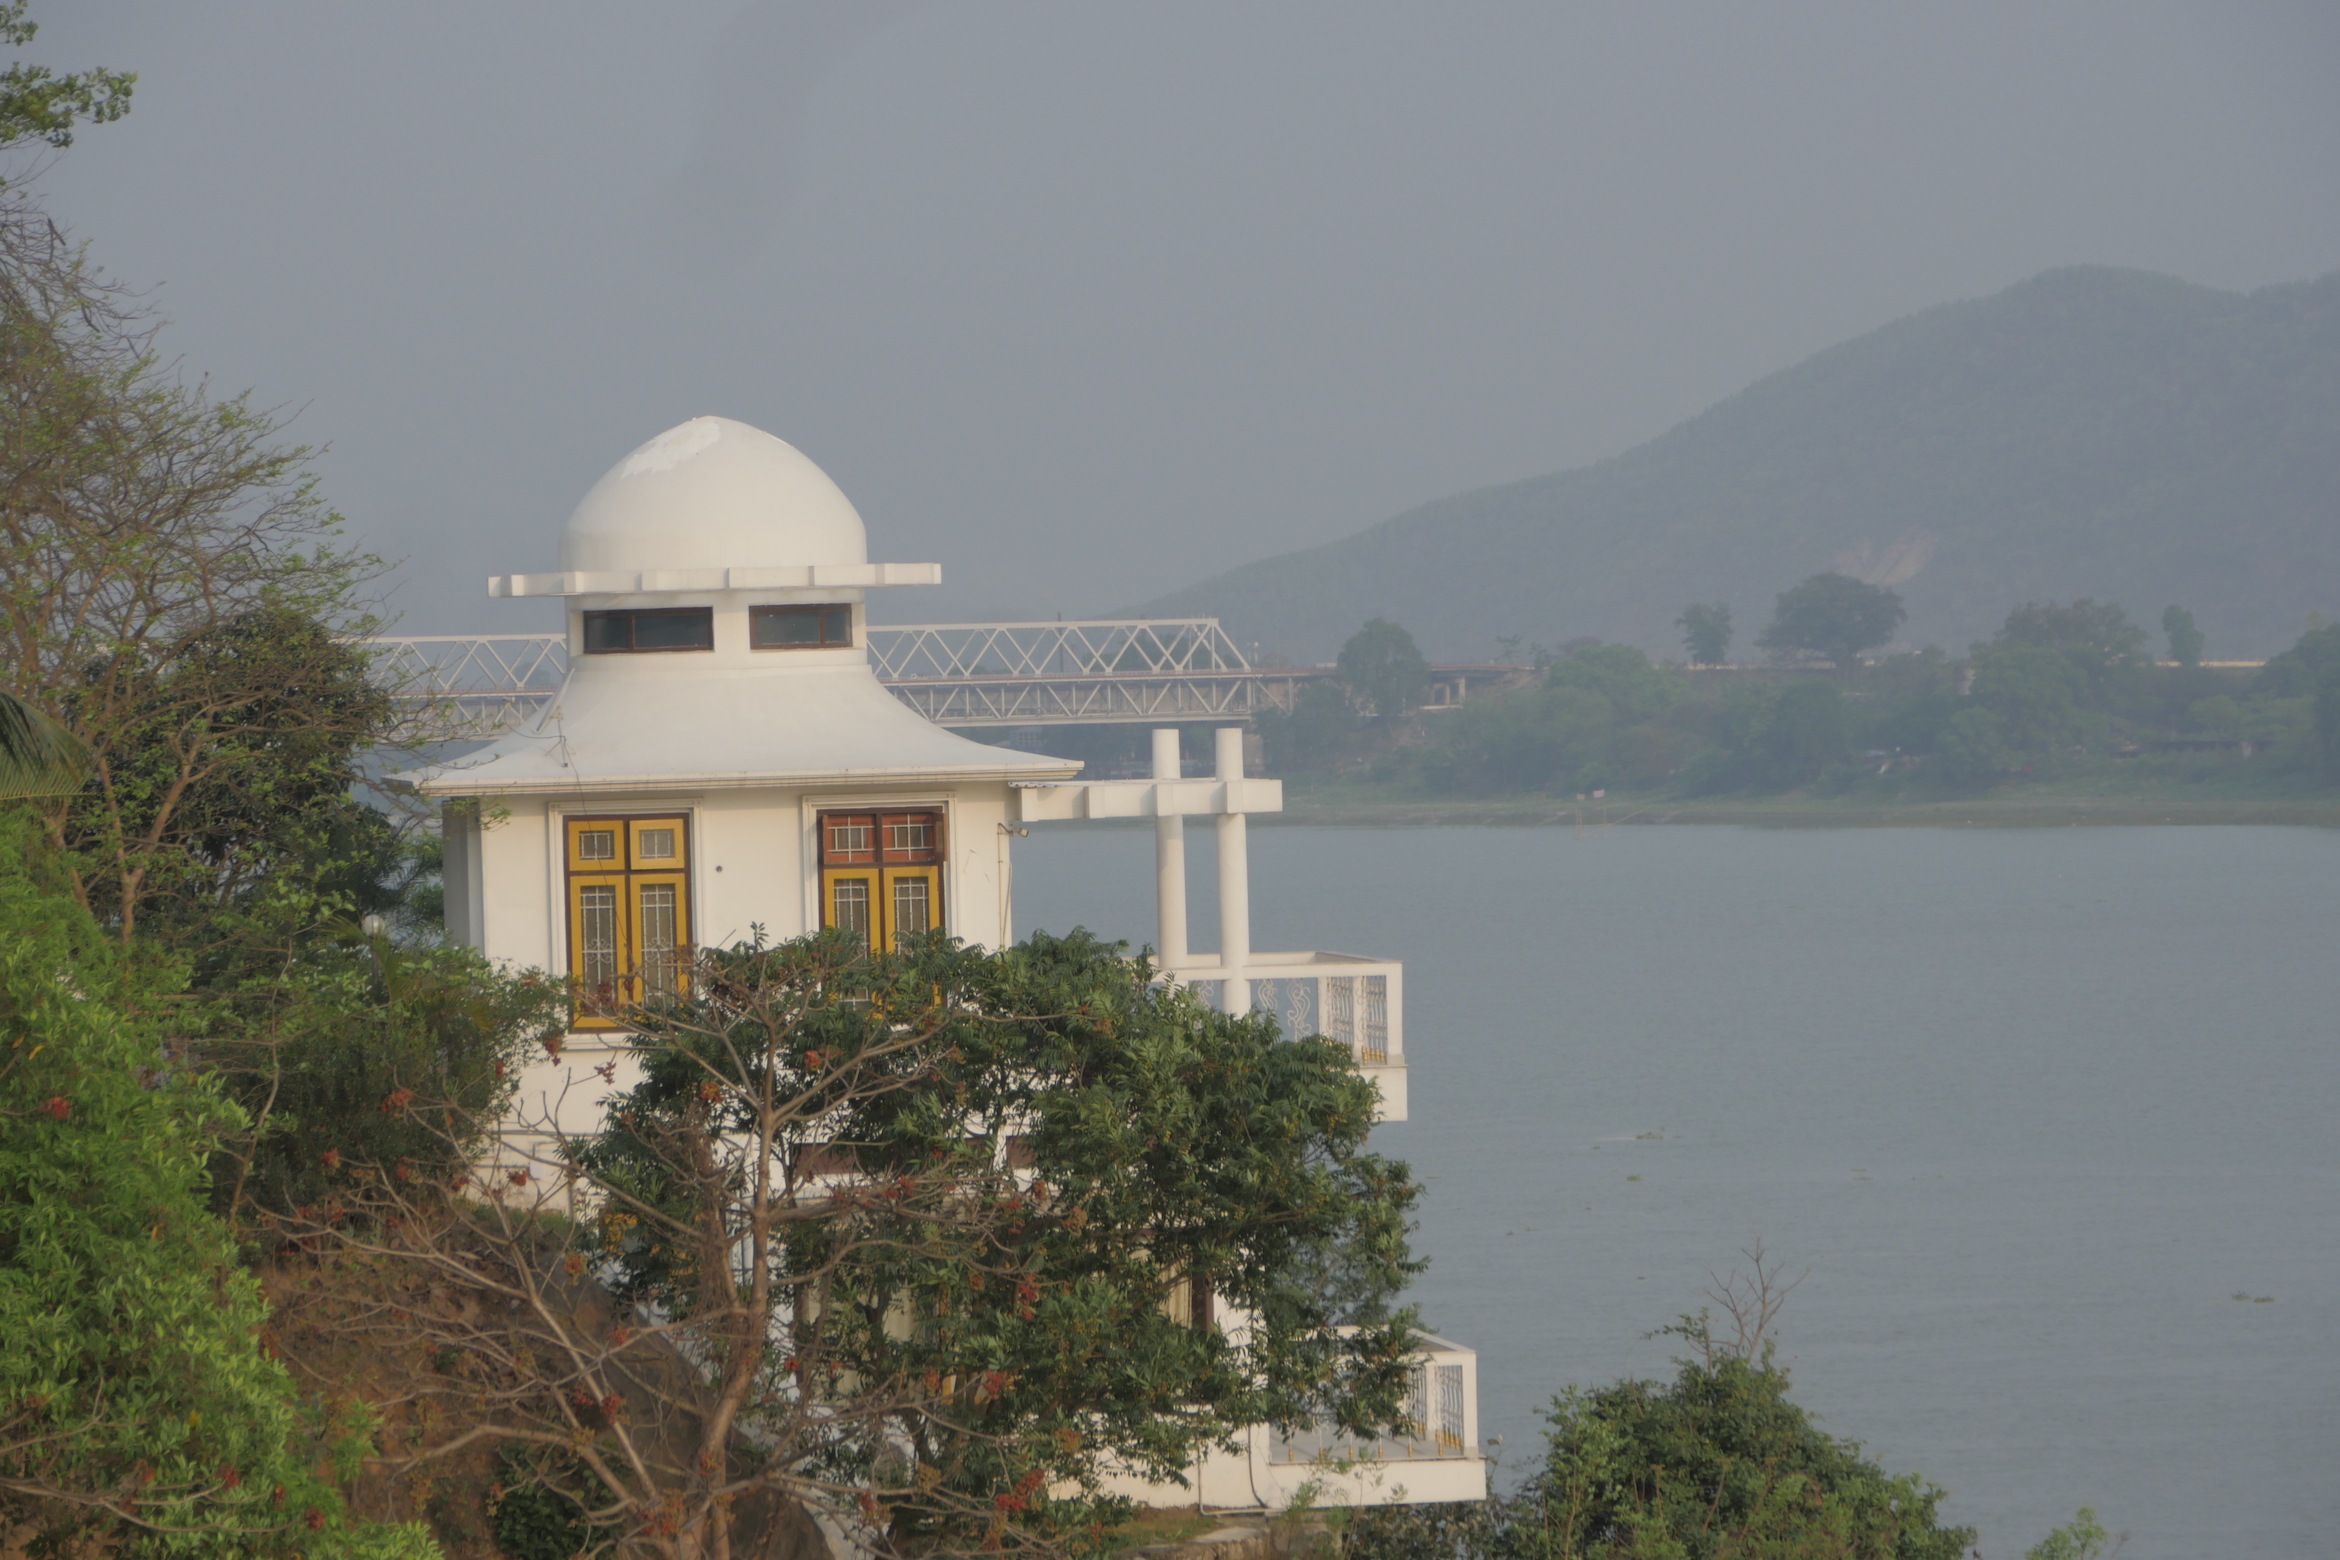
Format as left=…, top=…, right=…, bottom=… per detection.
left=1348, top=1251, right=1974, bottom=1560
left=0, top=192, right=395, bottom=940
left=0, top=2, right=134, bottom=165
left=1504, top=1322, right=1971, bottom=1560
left=1676, top=602, right=1731, bottom=667
left=1933, top=707, right=2007, bottom=790
left=2160, top=606, right=2203, bottom=668
left=1760, top=681, right=1849, bottom=778
left=1257, top=678, right=1360, bottom=773
left=1967, top=645, right=2084, bottom=757
left=0, top=820, right=431, bottom=1558
left=275, top=930, right=1423, bottom=1560
left=1756, top=574, right=1905, bottom=674
left=1338, top=619, right=1430, bottom=722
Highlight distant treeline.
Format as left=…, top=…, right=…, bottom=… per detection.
left=1260, top=601, right=2340, bottom=799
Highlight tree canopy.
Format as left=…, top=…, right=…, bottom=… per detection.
left=1676, top=602, right=1731, bottom=667
left=1756, top=574, right=1906, bottom=673
left=0, top=820, right=431, bottom=1558
left=1338, top=619, right=1431, bottom=722
left=0, top=2, right=133, bottom=164
left=272, top=929, right=1423, bottom=1560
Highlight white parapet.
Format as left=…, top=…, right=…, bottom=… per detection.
left=1158, top=951, right=1407, bottom=1121
left=1011, top=775, right=1283, bottom=821
left=1093, top=1329, right=1486, bottom=1511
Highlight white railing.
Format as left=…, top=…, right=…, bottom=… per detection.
left=1157, top=952, right=1405, bottom=1119
left=1271, top=1332, right=1478, bottom=1465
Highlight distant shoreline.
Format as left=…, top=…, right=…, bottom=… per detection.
left=1268, top=792, right=2340, bottom=829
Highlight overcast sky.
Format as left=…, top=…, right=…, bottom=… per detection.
left=25, top=2, right=2340, bottom=635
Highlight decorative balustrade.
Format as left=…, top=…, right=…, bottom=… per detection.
left=1271, top=1332, right=1478, bottom=1465
left=1159, top=951, right=1406, bottom=1118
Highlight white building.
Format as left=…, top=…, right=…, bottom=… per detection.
left=416, top=415, right=1482, bottom=1510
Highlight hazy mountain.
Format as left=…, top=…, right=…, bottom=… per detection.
left=1130, top=266, right=2340, bottom=663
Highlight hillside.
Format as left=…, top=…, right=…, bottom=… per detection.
left=1132, top=266, right=2340, bottom=662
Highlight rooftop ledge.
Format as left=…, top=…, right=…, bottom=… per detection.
left=488, top=562, right=942, bottom=598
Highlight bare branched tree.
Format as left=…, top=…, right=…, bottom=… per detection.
left=1695, top=1239, right=1808, bottom=1366
left=0, top=190, right=398, bottom=939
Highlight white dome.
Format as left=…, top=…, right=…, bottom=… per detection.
left=559, top=417, right=868, bottom=574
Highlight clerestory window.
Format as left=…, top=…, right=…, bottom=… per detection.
left=582, top=608, right=714, bottom=654
left=751, top=603, right=853, bottom=649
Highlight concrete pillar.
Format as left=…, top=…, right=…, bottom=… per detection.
left=1152, top=728, right=1187, bottom=969
left=1214, top=726, right=1250, bottom=1015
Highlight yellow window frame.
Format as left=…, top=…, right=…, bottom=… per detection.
left=564, top=813, right=692, bottom=1027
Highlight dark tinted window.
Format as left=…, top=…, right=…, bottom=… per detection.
left=751, top=604, right=852, bottom=649
left=581, top=608, right=713, bottom=653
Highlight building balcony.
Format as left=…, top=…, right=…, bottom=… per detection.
left=1159, top=952, right=1407, bottom=1121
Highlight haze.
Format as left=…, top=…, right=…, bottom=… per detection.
left=26, top=2, right=2340, bottom=636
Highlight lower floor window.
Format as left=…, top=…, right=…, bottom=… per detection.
left=818, top=808, right=943, bottom=951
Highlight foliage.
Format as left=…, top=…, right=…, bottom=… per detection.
left=1677, top=603, right=1731, bottom=667
left=0, top=190, right=393, bottom=941
left=1759, top=682, right=1849, bottom=777
left=278, top=928, right=1421, bottom=1560
left=1503, top=1318, right=1972, bottom=1560
left=1757, top=574, right=1905, bottom=673
left=0, top=684, right=81, bottom=797
left=488, top=1447, right=600, bottom=1560
left=0, top=2, right=134, bottom=163
left=1258, top=677, right=1362, bottom=774
left=1339, top=618, right=1431, bottom=722
left=2024, top=1507, right=2119, bottom=1560
left=0, top=818, right=432, bottom=1557
left=2160, top=606, right=2203, bottom=667
left=200, top=919, right=565, bottom=1224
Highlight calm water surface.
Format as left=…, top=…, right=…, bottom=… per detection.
left=1011, top=825, right=2339, bottom=1560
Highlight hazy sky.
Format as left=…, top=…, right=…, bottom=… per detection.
left=26, top=2, right=2340, bottom=635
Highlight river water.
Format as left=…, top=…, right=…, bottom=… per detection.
left=1009, top=824, right=2340, bottom=1560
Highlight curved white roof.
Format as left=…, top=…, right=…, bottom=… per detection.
left=415, top=656, right=1078, bottom=795
left=562, top=416, right=867, bottom=574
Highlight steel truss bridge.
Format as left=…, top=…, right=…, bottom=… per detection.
left=364, top=620, right=1315, bottom=735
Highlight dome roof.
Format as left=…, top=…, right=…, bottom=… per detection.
left=560, top=417, right=868, bottom=574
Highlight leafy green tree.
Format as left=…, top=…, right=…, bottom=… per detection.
left=1992, top=600, right=2151, bottom=713
left=2160, top=606, right=2204, bottom=668
left=2025, top=1507, right=2118, bottom=1560
left=2251, top=622, right=2340, bottom=700
left=296, top=930, right=1423, bottom=1560
left=1503, top=1313, right=1972, bottom=1560
left=1756, top=574, right=1905, bottom=674
left=1968, top=644, right=2086, bottom=756
left=0, top=820, right=431, bottom=1557
left=1338, top=618, right=1431, bottom=722
left=1760, top=681, right=1850, bottom=777
left=1934, top=707, right=2008, bottom=789
left=1676, top=602, right=1731, bottom=666
left=203, top=922, right=566, bottom=1224
left=0, top=1, right=133, bottom=164
left=1258, top=677, right=1361, bottom=773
